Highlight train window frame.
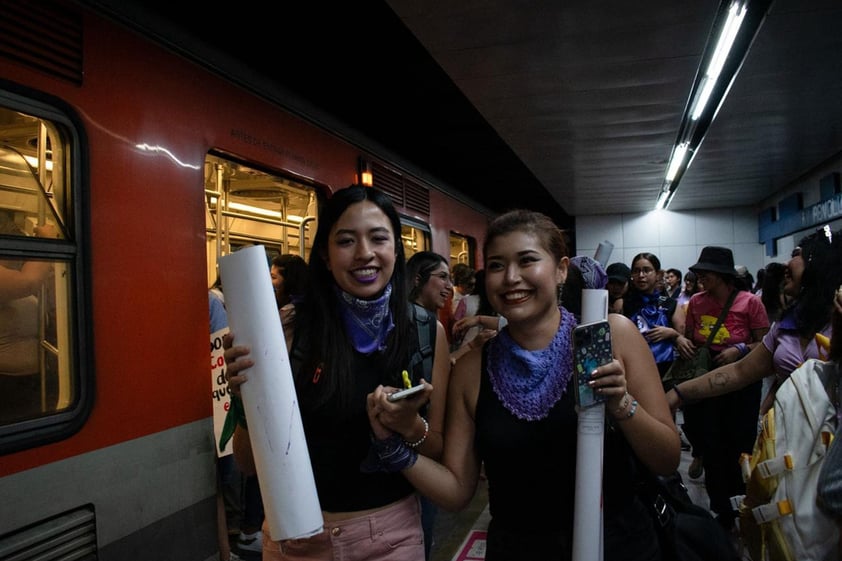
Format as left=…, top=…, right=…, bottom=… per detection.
left=204, top=151, right=321, bottom=287
left=399, top=215, right=431, bottom=260
left=449, top=232, right=475, bottom=269
left=0, top=86, right=89, bottom=455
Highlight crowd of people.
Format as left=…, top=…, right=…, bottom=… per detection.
left=212, top=183, right=841, bottom=561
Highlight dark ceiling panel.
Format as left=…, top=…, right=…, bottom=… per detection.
left=79, top=0, right=842, bottom=221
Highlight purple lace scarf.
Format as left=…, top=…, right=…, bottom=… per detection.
left=487, top=307, right=576, bottom=420
left=336, top=283, right=395, bottom=354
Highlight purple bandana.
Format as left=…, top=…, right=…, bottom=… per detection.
left=336, top=283, right=395, bottom=354
left=487, top=307, right=576, bottom=420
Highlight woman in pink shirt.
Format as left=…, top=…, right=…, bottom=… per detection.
left=671, top=245, right=770, bottom=533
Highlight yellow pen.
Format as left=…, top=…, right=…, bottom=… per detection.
left=402, top=370, right=412, bottom=389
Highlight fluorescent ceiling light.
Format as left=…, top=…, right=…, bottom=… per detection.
left=655, top=0, right=767, bottom=211
left=690, top=1, right=746, bottom=120
left=665, top=143, right=689, bottom=181
left=228, top=201, right=282, bottom=219
left=209, top=197, right=283, bottom=219
left=655, top=190, right=671, bottom=211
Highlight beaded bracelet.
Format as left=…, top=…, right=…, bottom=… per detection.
left=617, top=399, right=639, bottom=421
left=406, top=416, right=429, bottom=448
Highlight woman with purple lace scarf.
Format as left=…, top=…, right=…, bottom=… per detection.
left=367, top=209, right=680, bottom=560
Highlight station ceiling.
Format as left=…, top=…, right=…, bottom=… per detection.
left=83, top=0, right=842, bottom=226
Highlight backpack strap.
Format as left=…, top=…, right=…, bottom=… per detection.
left=755, top=453, right=794, bottom=479
left=702, top=290, right=737, bottom=349
left=289, top=335, right=307, bottom=379
left=409, top=303, right=437, bottom=383
left=751, top=499, right=795, bottom=524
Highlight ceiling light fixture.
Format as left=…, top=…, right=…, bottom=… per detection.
left=690, top=2, right=747, bottom=121
left=358, top=157, right=373, bottom=187
left=209, top=197, right=283, bottom=219
left=655, top=189, right=671, bottom=211
left=665, top=142, right=690, bottom=182
left=654, top=0, right=771, bottom=211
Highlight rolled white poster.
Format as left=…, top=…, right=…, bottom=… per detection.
left=219, top=245, right=324, bottom=540
left=593, top=241, right=614, bottom=267
left=572, top=288, right=608, bottom=561
left=580, top=289, right=608, bottom=324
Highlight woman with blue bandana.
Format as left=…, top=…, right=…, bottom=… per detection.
left=224, top=185, right=451, bottom=561
left=623, top=252, right=686, bottom=385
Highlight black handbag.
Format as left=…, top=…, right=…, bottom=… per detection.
left=636, top=468, right=740, bottom=561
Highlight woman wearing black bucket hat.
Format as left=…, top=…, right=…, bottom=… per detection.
left=674, top=245, right=770, bottom=533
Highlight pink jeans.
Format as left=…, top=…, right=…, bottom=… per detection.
left=264, top=494, right=425, bottom=561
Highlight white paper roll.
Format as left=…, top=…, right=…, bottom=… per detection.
left=581, top=289, right=608, bottom=324
left=219, top=245, right=324, bottom=540
left=572, top=288, right=608, bottom=561
left=593, top=241, right=614, bottom=267
left=573, top=405, right=605, bottom=561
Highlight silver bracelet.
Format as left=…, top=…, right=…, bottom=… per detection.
left=616, top=399, right=639, bottom=421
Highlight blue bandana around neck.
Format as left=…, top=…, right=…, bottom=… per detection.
left=336, top=283, right=395, bottom=354
left=632, top=292, right=675, bottom=364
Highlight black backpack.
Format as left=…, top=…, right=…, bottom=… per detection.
left=408, top=303, right=437, bottom=384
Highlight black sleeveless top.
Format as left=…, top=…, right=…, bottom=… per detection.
left=301, top=349, right=415, bottom=512
left=475, top=344, right=656, bottom=560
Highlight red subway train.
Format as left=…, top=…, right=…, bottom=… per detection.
left=0, top=2, right=492, bottom=559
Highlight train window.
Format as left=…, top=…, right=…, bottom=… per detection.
left=204, top=153, right=318, bottom=284
left=0, top=92, right=82, bottom=451
left=449, top=232, right=475, bottom=268
left=399, top=216, right=431, bottom=260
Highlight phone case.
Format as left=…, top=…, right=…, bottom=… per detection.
left=573, top=320, right=612, bottom=408
left=387, top=383, right=425, bottom=402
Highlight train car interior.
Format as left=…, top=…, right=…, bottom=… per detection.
left=202, top=153, right=452, bottom=281
left=0, top=102, right=77, bottom=433
left=203, top=154, right=318, bottom=285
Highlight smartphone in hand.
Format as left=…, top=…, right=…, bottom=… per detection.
left=573, top=319, right=612, bottom=409
left=387, top=383, right=425, bottom=402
